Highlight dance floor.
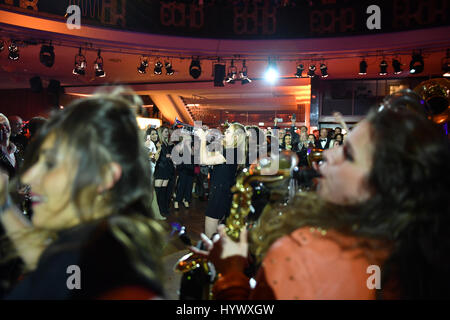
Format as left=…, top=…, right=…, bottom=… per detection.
left=160, top=196, right=206, bottom=299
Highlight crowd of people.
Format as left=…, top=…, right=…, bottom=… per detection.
left=142, top=112, right=347, bottom=229
left=0, top=88, right=449, bottom=299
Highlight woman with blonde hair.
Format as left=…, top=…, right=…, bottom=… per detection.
left=153, top=126, right=174, bottom=217
left=197, top=123, right=247, bottom=238
left=0, top=93, right=165, bottom=299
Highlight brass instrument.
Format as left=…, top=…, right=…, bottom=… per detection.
left=414, top=78, right=450, bottom=124
left=173, top=117, right=195, bottom=131
left=226, top=150, right=299, bottom=241
left=174, top=150, right=299, bottom=274
left=307, top=148, right=324, bottom=167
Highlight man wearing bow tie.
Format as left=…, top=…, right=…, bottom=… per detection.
left=315, top=128, right=331, bottom=149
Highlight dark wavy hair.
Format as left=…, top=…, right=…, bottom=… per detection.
left=146, top=127, right=159, bottom=144
left=334, top=133, right=344, bottom=145
left=280, top=133, right=292, bottom=150
left=251, top=98, right=450, bottom=299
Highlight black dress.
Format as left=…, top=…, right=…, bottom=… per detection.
left=5, top=217, right=164, bottom=299
left=154, top=143, right=174, bottom=180
left=205, top=148, right=238, bottom=220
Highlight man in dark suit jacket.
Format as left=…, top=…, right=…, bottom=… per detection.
left=316, top=128, right=331, bottom=149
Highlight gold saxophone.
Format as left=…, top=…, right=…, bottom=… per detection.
left=414, top=78, right=450, bottom=124
left=174, top=149, right=299, bottom=273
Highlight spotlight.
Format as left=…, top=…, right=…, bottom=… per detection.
left=392, top=59, right=402, bottom=74
left=320, top=63, right=328, bottom=78
left=73, top=48, right=86, bottom=76
left=189, top=57, right=202, bottom=79
left=239, top=60, right=251, bottom=85
left=379, top=60, right=388, bottom=75
left=442, top=49, right=450, bottom=77
left=8, top=41, right=19, bottom=61
left=137, top=57, right=149, bottom=74
left=295, top=64, right=304, bottom=78
left=39, top=44, right=55, bottom=68
left=409, top=52, right=424, bottom=74
left=154, top=60, right=163, bottom=75
left=307, top=64, right=316, bottom=78
left=165, top=61, right=174, bottom=75
left=94, top=49, right=106, bottom=78
left=264, top=58, right=279, bottom=84
left=359, top=60, right=367, bottom=75
left=226, top=60, right=238, bottom=84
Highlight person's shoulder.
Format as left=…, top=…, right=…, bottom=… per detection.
left=147, top=140, right=156, bottom=151
left=263, top=227, right=379, bottom=299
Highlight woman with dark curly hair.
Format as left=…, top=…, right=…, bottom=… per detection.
left=0, top=93, right=165, bottom=299
left=192, top=90, right=450, bottom=299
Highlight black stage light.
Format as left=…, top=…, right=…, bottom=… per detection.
left=94, top=50, right=106, bottom=78
left=379, top=60, right=388, bottom=75
left=409, top=53, right=424, bottom=74
left=73, top=48, right=86, bottom=76
left=359, top=60, right=367, bottom=75
left=307, top=64, right=316, bottom=78
left=226, top=60, right=238, bottom=84
left=40, top=44, right=55, bottom=68
left=137, top=57, right=149, bottom=74
left=240, top=60, right=251, bottom=85
left=392, top=59, right=402, bottom=74
left=320, top=63, right=328, bottom=78
left=295, top=64, right=304, bottom=78
left=8, top=41, right=19, bottom=61
left=154, top=61, right=163, bottom=75
left=0, top=40, right=4, bottom=52
left=165, top=61, right=174, bottom=75
left=189, top=57, right=202, bottom=79
left=213, top=63, right=226, bottom=87
left=29, top=76, right=43, bottom=93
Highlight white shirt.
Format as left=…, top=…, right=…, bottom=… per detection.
left=146, top=140, right=157, bottom=173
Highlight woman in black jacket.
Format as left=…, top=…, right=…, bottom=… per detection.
left=153, top=126, right=174, bottom=216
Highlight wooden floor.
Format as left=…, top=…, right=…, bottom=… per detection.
left=159, top=196, right=208, bottom=300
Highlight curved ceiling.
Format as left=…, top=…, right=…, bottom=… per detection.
left=1, top=9, right=449, bottom=125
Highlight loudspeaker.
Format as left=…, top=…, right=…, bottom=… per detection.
left=214, top=64, right=225, bottom=87
left=48, top=79, right=63, bottom=94
left=29, top=76, right=43, bottom=93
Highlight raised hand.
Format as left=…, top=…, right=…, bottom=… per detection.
left=190, top=225, right=248, bottom=273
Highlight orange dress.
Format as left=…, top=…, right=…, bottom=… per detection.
left=213, top=227, right=390, bottom=300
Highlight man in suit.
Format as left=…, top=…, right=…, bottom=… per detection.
left=316, top=128, right=331, bottom=149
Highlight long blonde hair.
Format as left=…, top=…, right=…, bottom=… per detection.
left=225, top=123, right=247, bottom=147
left=157, top=126, right=169, bottom=145
left=2, top=92, right=166, bottom=283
